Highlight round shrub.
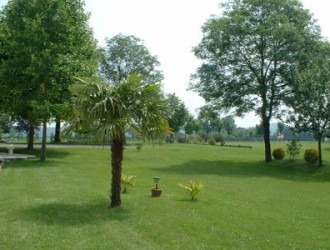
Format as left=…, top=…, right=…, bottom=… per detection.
left=209, top=139, right=216, bottom=146
left=272, top=148, right=285, bottom=160
left=213, top=133, right=226, bottom=145
left=304, top=149, right=318, bottom=164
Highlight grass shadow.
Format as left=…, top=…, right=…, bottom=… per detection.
left=14, top=148, right=71, bottom=159
left=155, top=159, right=330, bottom=182
left=2, top=148, right=72, bottom=169
left=20, top=200, right=130, bottom=226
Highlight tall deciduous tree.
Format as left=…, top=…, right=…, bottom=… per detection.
left=100, top=34, right=163, bottom=85
left=0, top=0, right=98, bottom=157
left=197, top=105, right=222, bottom=135
left=286, top=41, right=330, bottom=167
left=166, top=93, right=189, bottom=133
left=65, top=75, right=170, bottom=208
left=221, top=116, right=236, bottom=136
left=190, top=0, right=321, bottom=162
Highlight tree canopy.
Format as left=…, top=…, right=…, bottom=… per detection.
left=166, top=93, right=189, bottom=133
left=100, top=34, right=163, bottom=85
left=190, top=0, right=322, bottom=162
left=0, top=0, right=98, bottom=156
left=285, top=41, right=330, bottom=166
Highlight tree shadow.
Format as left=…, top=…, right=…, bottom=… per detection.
left=3, top=148, right=71, bottom=169
left=4, top=159, right=60, bottom=169
left=20, top=200, right=130, bottom=226
left=15, top=148, right=71, bottom=159
left=154, top=159, right=330, bottom=182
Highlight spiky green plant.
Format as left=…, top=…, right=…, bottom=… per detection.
left=178, top=180, right=203, bottom=201
left=120, top=174, right=136, bottom=193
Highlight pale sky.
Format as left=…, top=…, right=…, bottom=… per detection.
left=1, top=0, right=329, bottom=127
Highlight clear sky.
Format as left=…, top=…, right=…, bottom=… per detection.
left=1, top=0, right=329, bottom=127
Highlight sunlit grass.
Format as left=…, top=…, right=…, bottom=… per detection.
left=1, top=142, right=329, bottom=249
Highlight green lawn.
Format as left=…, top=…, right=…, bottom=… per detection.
left=1, top=142, right=330, bottom=249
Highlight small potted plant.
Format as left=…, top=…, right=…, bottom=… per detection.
left=151, top=176, right=162, bottom=197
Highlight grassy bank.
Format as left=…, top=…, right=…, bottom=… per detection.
left=1, top=142, right=329, bottom=249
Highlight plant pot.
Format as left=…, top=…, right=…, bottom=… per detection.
left=151, top=188, right=163, bottom=197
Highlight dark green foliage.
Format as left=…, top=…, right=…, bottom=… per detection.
left=136, top=143, right=143, bottom=152
left=197, top=105, right=222, bottom=134
left=0, top=113, right=11, bottom=137
left=213, top=133, right=226, bottom=145
left=166, top=93, right=189, bottom=133
left=100, top=34, right=163, bottom=85
left=285, top=41, right=330, bottom=167
left=209, top=139, right=216, bottom=146
left=272, top=148, right=285, bottom=160
left=177, top=137, right=186, bottom=143
left=0, top=0, right=99, bottom=156
left=304, top=149, right=319, bottom=164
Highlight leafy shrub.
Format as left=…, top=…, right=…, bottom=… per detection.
left=165, top=135, right=175, bottom=143
left=286, top=140, right=302, bottom=160
left=304, top=149, right=318, bottom=164
left=187, top=134, right=202, bottom=144
left=272, top=148, right=285, bottom=160
left=177, top=137, right=186, bottom=143
left=213, top=133, right=226, bottom=145
left=197, top=132, right=209, bottom=143
left=136, top=143, right=143, bottom=152
left=121, top=174, right=136, bottom=193
left=178, top=180, right=203, bottom=201
left=209, top=139, right=216, bottom=145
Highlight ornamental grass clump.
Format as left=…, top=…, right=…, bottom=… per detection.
left=178, top=180, right=203, bottom=201
left=121, top=174, right=136, bottom=193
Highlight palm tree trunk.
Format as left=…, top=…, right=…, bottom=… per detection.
left=110, top=137, right=124, bottom=208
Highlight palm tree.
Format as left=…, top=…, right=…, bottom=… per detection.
left=65, top=75, right=170, bottom=208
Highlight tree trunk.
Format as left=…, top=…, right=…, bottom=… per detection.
left=263, top=117, right=272, bottom=162
left=317, top=136, right=323, bottom=167
left=40, top=117, right=47, bottom=162
left=110, top=137, right=124, bottom=208
left=54, top=119, right=61, bottom=143
left=27, top=125, right=35, bottom=150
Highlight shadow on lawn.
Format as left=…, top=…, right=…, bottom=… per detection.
left=15, top=148, right=71, bottom=159
left=156, top=159, right=330, bottom=182
left=21, top=201, right=129, bottom=226
left=4, top=148, right=71, bottom=169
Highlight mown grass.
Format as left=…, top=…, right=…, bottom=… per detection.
left=0, top=142, right=330, bottom=249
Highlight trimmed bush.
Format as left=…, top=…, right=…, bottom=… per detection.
left=304, top=149, right=318, bottom=164
left=272, top=148, right=285, bottom=160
